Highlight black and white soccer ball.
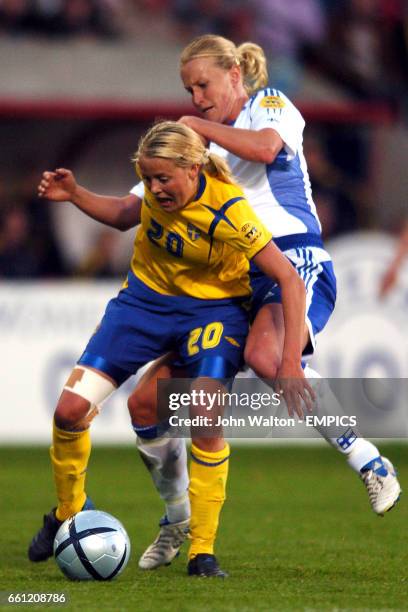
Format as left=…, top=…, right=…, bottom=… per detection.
left=53, top=510, right=131, bottom=581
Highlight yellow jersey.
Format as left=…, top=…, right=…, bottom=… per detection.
left=130, top=171, right=272, bottom=299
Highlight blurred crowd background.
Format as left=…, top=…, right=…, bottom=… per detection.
left=0, top=0, right=407, bottom=279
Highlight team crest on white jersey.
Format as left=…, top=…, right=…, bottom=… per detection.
left=260, top=96, right=285, bottom=109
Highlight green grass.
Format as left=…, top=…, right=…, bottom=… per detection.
left=0, top=444, right=407, bottom=612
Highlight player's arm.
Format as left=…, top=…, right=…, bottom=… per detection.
left=178, top=116, right=282, bottom=164
left=38, top=168, right=141, bottom=231
left=252, top=241, right=315, bottom=417
left=379, top=221, right=408, bottom=297
left=212, top=195, right=314, bottom=415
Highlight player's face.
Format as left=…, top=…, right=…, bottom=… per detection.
left=138, top=157, right=200, bottom=212
left=181, top=58, right=243, bottom=124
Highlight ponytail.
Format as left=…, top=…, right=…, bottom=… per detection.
left=180, top=34, right=268, bottom=95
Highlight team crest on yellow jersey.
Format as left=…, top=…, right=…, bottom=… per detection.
left=241, top=222, right=262, bottom=246
left=187, top=223, right=201, bottom=241
left=260, top=96, right=285, bottom=109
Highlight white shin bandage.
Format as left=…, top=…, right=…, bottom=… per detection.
left=64, top=366, right=116, bottom=411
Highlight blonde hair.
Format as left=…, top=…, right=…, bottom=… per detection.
left=134, top=121, right=234, bottom=184
left=180, top=34, right=268, bottom=96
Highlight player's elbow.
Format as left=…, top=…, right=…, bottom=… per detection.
left=257, top=143, right=280, bottom=164
left=117, top=218, right=136, bottom=232
left=253, top=130, right=282, bottom=164
left=117, top=199, right=141, bottom=231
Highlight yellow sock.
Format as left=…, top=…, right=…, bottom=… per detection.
left=188, top=442, right=230, bottom=559
left=50, top=422, right=91, bottom=521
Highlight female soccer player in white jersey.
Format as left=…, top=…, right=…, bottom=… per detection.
left=127, top=35, right=401, bottom=573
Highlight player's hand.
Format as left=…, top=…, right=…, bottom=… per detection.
left=178, top=116, right=209, bottom=146
left=275, top=361, right=315, bottom=419
left=37, top=168, right=77, bottom=202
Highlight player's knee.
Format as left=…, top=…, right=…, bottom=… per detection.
left=128, top=385, right=157, bottom=427
left=55, top=366, right=116, bottom=430
left=54, top=392, right=92, bottom=430
left=244, top=344, right=280, bottom=379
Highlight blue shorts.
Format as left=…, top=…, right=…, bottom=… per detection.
left=78, top=272, right=249, bottom=385
left=250, top=245, right=337, bottom=355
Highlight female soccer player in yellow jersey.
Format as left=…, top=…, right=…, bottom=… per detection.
left=31, top=34, right=401, bottom=578
left=29, top=121, right=313, bottom=576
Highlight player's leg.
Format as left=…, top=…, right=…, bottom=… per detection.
left=128, top=355, right=190, bottom=570
left=28, top=366, right=117, bottom=562
left=246, top=252, right=401, bottom=514
left=299, top=253, right=401, bottom=513
left=179, top=302, right=248, bottom=578
left=245, top=304, right=401, bottom=513
left=29, top=283, right=169, bottom=562
left=129, top=356, right=234, bottom=576
left=52, top=367, right=117, bottom=520
left=130, top=296, right=248, bottom=576
left=186, top=366, right=233, bottom=578
left=303, top=365, right=401, bottom=514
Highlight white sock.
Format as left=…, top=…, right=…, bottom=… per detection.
left=345, top=438, right=381, bottom=473
left=136, top=435, right=190, bottom=523
left=304, top=365, right=380, bottom=473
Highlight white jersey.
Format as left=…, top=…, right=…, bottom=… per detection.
left=131, top=88, right=324, bottom=254
left=211, top=88, right=322, bottom=245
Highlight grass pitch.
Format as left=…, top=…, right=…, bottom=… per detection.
left=0, top=444, right=406, bottom=612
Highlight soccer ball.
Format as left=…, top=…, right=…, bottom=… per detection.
left=53, top=510, right=131, bottom=581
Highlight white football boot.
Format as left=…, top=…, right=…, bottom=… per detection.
left=139, top=517, right=190, bottom=569
left=360, top=456, right=401, bottom=515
